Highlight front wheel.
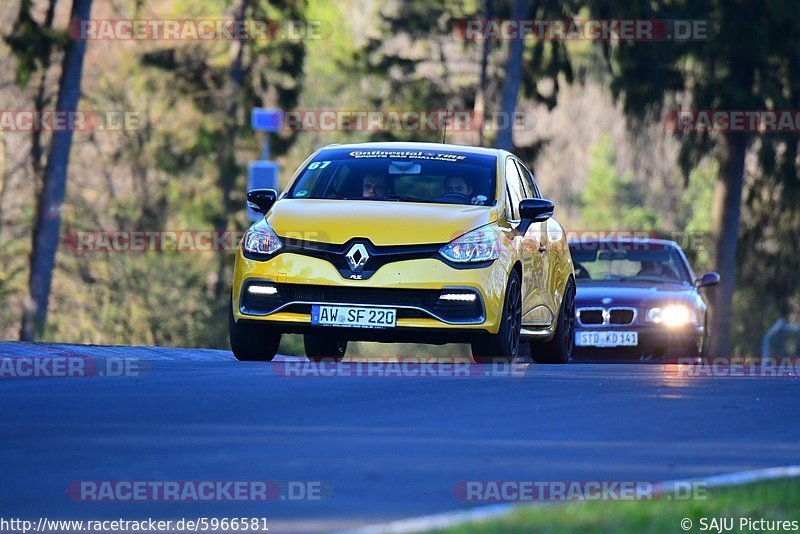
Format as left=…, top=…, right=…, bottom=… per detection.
left=304, top=333, right=348, bottom=362
left=471, top=270, right=522, bottom=364
left=531, top=277, right=575, bottom=364
left=229, top=301, right=281, bottom=361
left=699, top=315, right=709, bottom=360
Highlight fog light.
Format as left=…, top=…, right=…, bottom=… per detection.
left=439, top=293, right=477, bottom=302
left=247, top=285, right=277, bottom=295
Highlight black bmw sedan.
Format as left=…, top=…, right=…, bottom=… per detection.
left=568, top=238, right=719, bottom=360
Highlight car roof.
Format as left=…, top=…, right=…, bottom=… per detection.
left=320, top=141, right=503, bottom=157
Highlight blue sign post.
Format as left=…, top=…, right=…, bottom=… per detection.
left=248, top=109, right=282, bottom=221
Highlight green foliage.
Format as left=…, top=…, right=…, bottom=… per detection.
left=585, top=0, right=800, bottom=354
left=580, top=134, right=659, bottom=230
left=434, top=477, right=800, bottom=533
left=678, top=160, right=716, bottom=271
left=354, top=0, right=485, bottom=143
left=2, top=0, right=310, bottom=347
left=3, top=0, right=68, bottom=87
left=1, top=0, right=797, bottom=355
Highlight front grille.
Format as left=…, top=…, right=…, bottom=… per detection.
left=241, top=282, right=483, bottom=324
left=282, top=239, right=443, bottom=280
left=578, top=309, right=604, bottom=325
left=577, top=307, right=637, bottom=326
left=608, top=308, right=635, bottom=325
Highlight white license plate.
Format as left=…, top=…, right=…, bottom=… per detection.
left=576, top=330, right=638, bottom=347
left=311, top=305, right=396, bottom=329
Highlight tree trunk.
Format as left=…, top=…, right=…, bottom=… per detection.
left=212, top=0, right=250, bottom=302
left=495, top=0, right=528, bottom=151
left=475, top=0, right=493, bottom=146
left=31, top=0, right=59, bottom=180
left=20, top=0, right=93, bottom=341
left=708, top=131, right=749, bottom=356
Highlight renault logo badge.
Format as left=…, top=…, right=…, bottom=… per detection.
left=345, top=243, right=369, bottom=272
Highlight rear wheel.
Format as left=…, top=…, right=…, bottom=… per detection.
left=531, top=277, right=575, bottom=364
left=229, top=300, right=281, bottom=361
left=304, top=333, right=348, bottom=362
left=471, top=270, right=522, bottom=364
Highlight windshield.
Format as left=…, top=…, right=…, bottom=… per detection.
left=287, top=148, right=497, bottom=206
left=569, top=242, right=691, bottom=284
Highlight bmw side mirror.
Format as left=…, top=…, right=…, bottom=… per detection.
left=695, top=271, right=720, bottom=288
left=247, top=189, right=278, bottom=213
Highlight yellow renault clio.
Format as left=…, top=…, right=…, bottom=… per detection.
left=230, top=142, right=575, bottom=363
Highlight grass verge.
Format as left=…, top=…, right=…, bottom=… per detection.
left=433, top=477, right=800, bottom=533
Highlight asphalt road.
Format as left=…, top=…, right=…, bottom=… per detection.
left=1, top=341, right=798, bottom=533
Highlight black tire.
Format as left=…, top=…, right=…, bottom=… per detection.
left=699, top=315, right=709, bottom=360
left=471, top=270, right=522, bottom=364
left=304, top=333, right=348, bottom=362
left=531, top=277, right=575, bottom=364
left=229, top=300, right=281, bottom=361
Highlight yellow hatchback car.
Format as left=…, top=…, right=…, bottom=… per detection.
left=230, top=142, right=575, bottom=363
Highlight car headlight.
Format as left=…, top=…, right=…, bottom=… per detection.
left=646, top=305, right=692, bottom=327
left=242, top=220, right=282, bottom=255
left=439, top=225, right=500, bottom=263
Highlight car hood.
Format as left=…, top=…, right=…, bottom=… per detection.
left=266, top=199, right=498, bottom=246
left=575, top=281, right=695, bottom=308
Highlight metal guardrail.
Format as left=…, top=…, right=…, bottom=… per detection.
left=761, top=318, right=800, bottom=357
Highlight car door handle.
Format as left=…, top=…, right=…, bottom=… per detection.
left=538, top=244, right=547, bottom=253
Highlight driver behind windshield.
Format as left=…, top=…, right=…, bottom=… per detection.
left=637, top=260, right=679, bottom=280
left=637, top=260, right=664, bottom=277
left=362, top=174, right=389, bottom=198
left=444, top=176, right=485, bottom=205
left=445, top=176, right=473, bottom=196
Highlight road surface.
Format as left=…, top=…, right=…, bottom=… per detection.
left=1, top=341, right=798, bottom=532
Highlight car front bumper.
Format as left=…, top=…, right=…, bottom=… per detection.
left=231, top=250, right=508, bottom=337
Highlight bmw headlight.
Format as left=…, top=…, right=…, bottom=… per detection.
left=646, top=305, right=692, bottom=327
left=439, top=225, right=500, bottom=263
left=242, top=220, right=282, bottom=255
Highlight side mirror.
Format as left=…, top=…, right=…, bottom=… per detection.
left=517, top=198, right=554, bottom=234
left=695, top=271, right=720, bottom=288
left=247, top=189, right=278, bottom=214
left=519, top=198, right=555, bottom=222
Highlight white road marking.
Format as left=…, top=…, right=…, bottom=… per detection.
left=340, top=465, right=800, bottom=534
